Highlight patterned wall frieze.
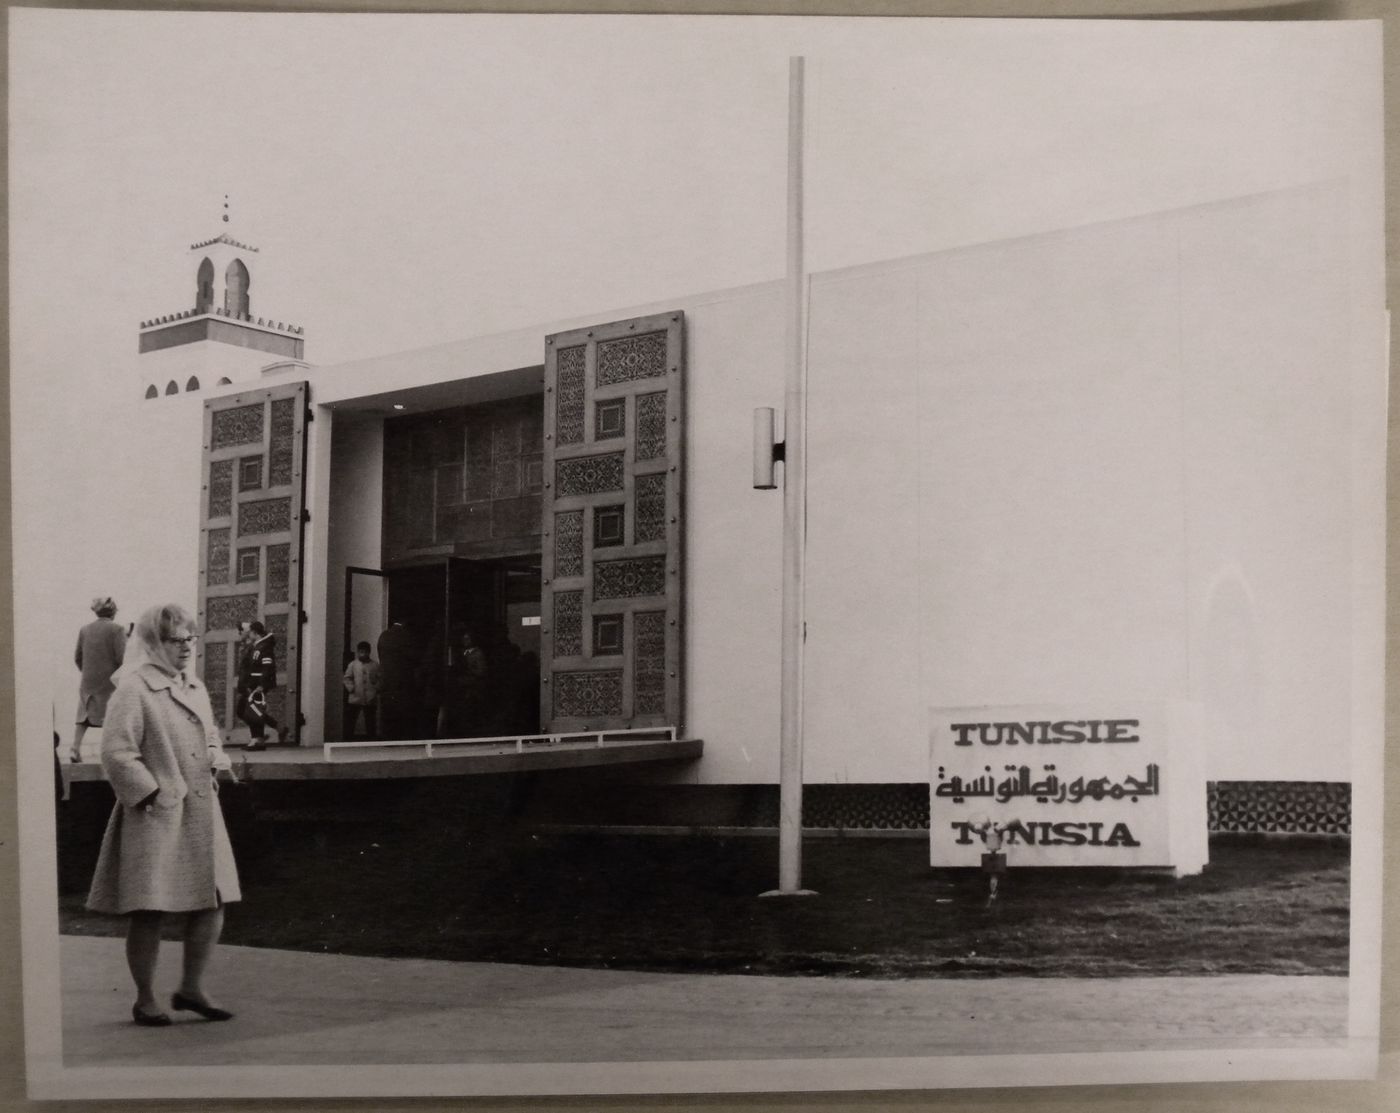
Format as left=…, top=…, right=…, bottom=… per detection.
left=556, top=345, right=586, bottom=445
left=238, top=496, right=292, bottom=537
left=553, top=669, right=624, bottom=719
left=211, top=402, right=265, bottom=450
left=597, top=331, right=667, bottom=387
left=633, top=610, right=667, bottom=716
left=635, top=391, right=667, bottom=461
left=208, top=459, right=234, bottom=519
left=556, top=452, right=625, bottom=497
left=634, top=473, right=667, bottom=543
left=594, top=555, right=667, bottom=600
left=554, top=590, right=583, bottom=657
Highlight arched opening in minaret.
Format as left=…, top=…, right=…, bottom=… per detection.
left=164, top=381, right=179, bottom=396
left=196, top=257, right=215, bottom=313
left=186, top=376, right=201, bottom=392
left=225, top=259, right=251, bottom=318
left=144, top=385, right=159, bottom=400
left=217, top=377, right=232, bottom=386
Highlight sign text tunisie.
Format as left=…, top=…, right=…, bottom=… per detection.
left=929, top=705, right=1207, bottom=873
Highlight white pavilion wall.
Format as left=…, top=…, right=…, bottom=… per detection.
left=802, top=186, right=1357, bottom=785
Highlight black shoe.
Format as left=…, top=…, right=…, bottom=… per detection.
left=243, top=742, right=266, bottom=752
left=132, top=1004, right=172, bottom=1027
left=171, top=991, right=234, bottom=1021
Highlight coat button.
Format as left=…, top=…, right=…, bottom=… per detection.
left=195, top=788, right=206, bottom=797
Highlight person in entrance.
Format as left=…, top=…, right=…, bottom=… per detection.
left=235, top=620, right=279, bottom=750
left=437, top=628, right=488, bottom=738
left=342, top=641, right=381, bottom=740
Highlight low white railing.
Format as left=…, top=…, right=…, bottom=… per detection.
left=322, top=725, right=678, bottom=763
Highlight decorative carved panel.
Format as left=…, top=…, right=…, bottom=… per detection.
left=554, top=590, right=583, bottom=657
left=597, top=331, right=667, bottom=386
left=211, top=403, right=265, bottom=450
left=556, top=345, right=586, bottom=445
left=208, top=460, right=234, bottom=519
left=206, top=593, right=259, bottom=630
left=555, top=452, right=624, bottom=497
left=203, top=641, right=229, bottom=723
left=635, top=391, right=668, bottom=461
left=555, top=510, right=584, bottom=577
left=541, top=311, right=684, bottom=731
left=634, top=473, right=666, bottom=543
left=200, top=382, right=307, bottom=736
left=266, top=542, right=290, bottom=603
left=633, top=610, right=667, bottom=715
left=238, top=497, right=293, bottom=536
left=593, top=555, right=666, bottom=600
left=206, top=528, right=231, bottom=586
left=553, top=670, right=623, bottom=719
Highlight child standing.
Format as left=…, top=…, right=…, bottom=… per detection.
left=342, top=641, right=381, bottom=740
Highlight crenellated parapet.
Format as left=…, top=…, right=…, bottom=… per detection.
left=140, top=307, right=305, bottom=334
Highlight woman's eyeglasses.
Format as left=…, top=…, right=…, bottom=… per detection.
left=163, top=634, right=200, bottom=645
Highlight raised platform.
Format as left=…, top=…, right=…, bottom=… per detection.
left=65, top=730, right=703, bottom=783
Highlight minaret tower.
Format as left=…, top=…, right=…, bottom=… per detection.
left=139, top=196, right=306, bottom=400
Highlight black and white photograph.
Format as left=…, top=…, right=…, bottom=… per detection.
left=7, top=8, right=1387, bottom=1101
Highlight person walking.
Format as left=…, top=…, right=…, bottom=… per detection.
left=70, top=596, right=127, bottom=764
left=341, top=641, right=381, bottom=740
left=235, top=620, right=279, bottom=751
left=85, top=602, right=241, bottom=1027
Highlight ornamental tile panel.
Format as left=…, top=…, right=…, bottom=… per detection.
left=203, top=641, right=229, bottom=724
left=266, top=543, right=291, bottom=604
left=594, top=555, right=666, bottom=600
left=206, top=593, right=259, bottom=633
left=634, top=473, right=667, bottom=543
left=554, top=669, right=623, bottom=719
left=597, top=331, right=667, bottom=387
left=1208, top=781, right=1351, bottom=835
left=211, top=403, right=264, bottom=450
left=633, top=610, right=666, bottom=716
left=555, top=511, right=583, bottom=577
left=206, top=528, right=230, bottom=586
left=238, top=496, right=292, bottom=537
left=553, top=590, right=583, bottom=657
left=208, top=460, right=234, bottom=519
left=556, top=345, right=586, bottom=445
left=635, top=391, right=667, bottom=461
left=269, top=398, right=295, bottom=486
left=556, top=452, right=624, bottom=497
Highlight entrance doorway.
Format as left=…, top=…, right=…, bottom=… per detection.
left=373, top=554, right=541, bottom=740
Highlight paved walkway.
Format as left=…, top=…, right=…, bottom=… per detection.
left=59, top=935, right=1347, bottom=1067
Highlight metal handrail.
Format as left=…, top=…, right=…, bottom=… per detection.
left=322, top=725, right=678, bottom=762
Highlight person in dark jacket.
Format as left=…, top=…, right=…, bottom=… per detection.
left=71, top=596, right=128, bottom=763
left=234, top=620, right=279, bottom=750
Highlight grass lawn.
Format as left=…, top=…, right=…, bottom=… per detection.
left=59, top=820, right=1348, bottom=978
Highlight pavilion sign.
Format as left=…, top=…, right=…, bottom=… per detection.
left=929, top=703, right=1208, bottom=875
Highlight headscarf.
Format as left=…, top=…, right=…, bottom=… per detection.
left=134, top=603, right=196, bottom=682
left=90, top=596, right=117, bottom=618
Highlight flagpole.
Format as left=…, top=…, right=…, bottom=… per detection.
left=763, top=55, right=815, bottom=898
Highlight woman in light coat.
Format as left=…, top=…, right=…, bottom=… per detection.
left=86, top=603, right=241, bottom=1026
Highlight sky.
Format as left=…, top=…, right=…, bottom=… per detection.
left=8, top=9, right=1383, bottom=705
